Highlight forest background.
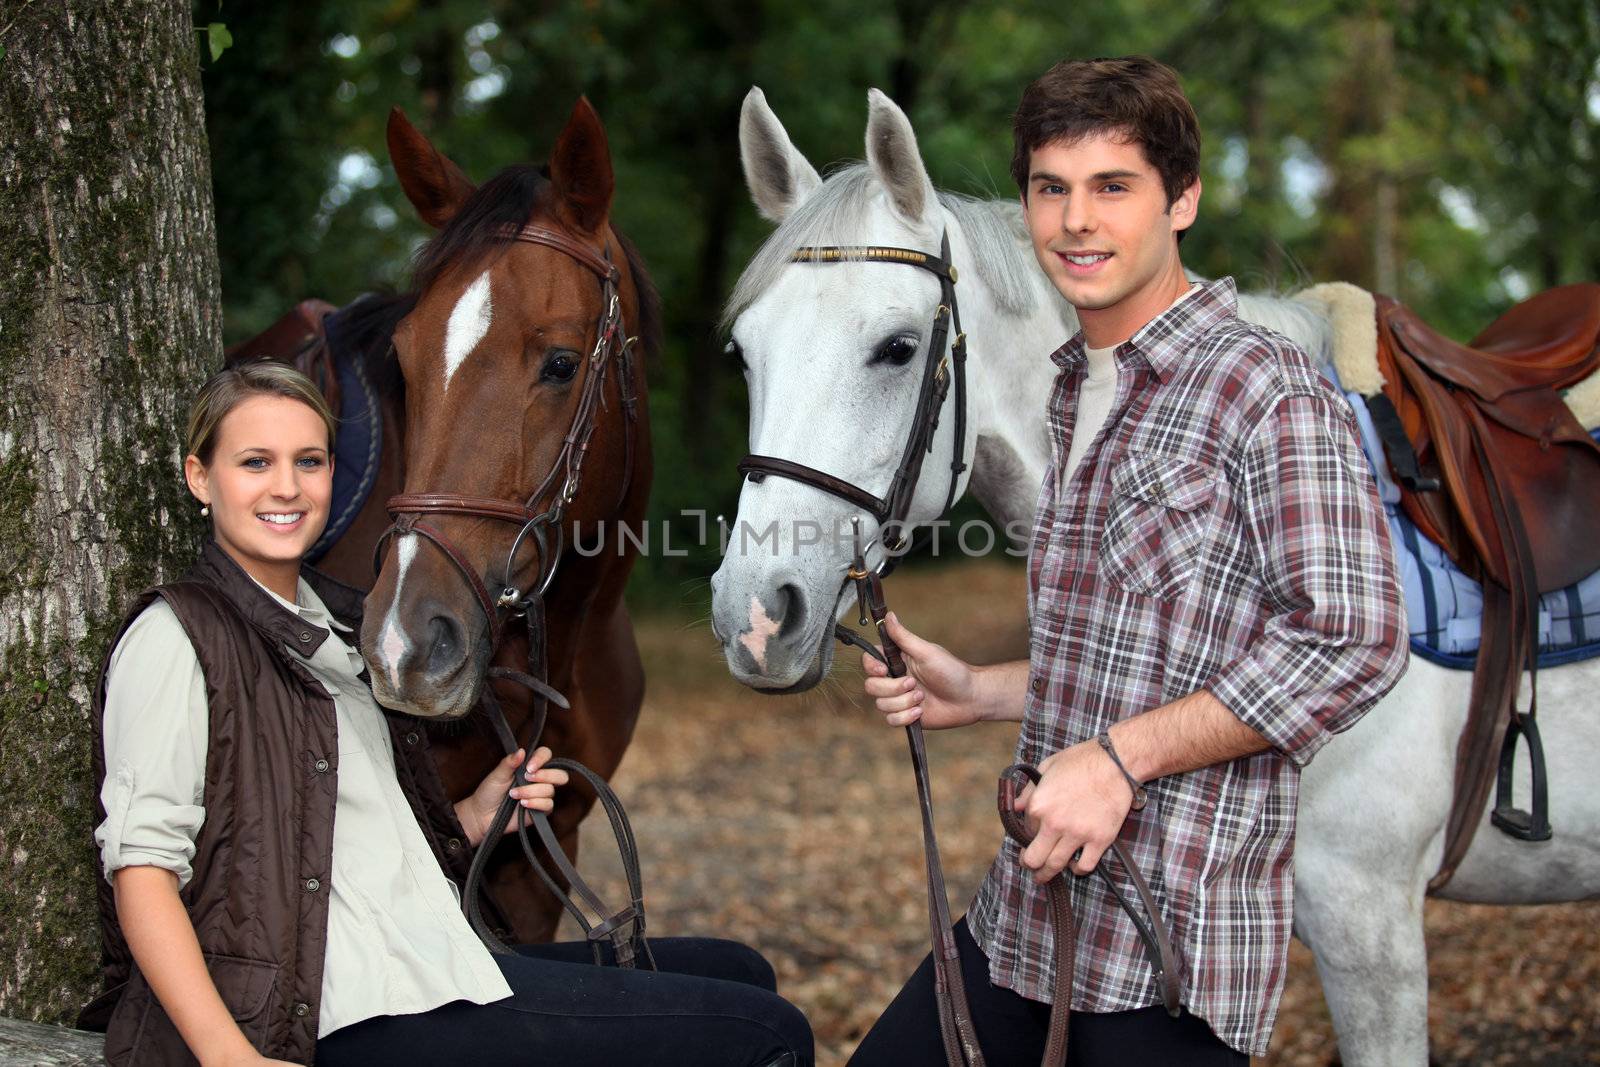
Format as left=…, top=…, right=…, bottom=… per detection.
left=2, top=0, right=1599, bottom=1047
left=203, top=0, right=1600, bottom=603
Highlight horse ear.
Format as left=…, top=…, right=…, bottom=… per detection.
left=739, top=87, right=822, bottom=223
left=386, top=106, right=476, bottom=229
left=865, top=89, right=937, bottom=227
left=549, top=97, right=615, bottom=235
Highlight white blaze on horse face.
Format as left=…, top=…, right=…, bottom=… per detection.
left=442, top=270, right=493, bottom=390
left=379, top=534, right=419, bottom=688
left=738, top=594, right=782, bottom=672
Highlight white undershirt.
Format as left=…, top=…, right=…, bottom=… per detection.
left=1060, top=343, right=1119, bottom=489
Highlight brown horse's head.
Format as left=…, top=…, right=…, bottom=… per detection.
left=361, top=100, right=653, bottom=719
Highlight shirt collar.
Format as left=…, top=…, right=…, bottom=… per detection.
left=249, top=574, right=355, bottom=635
left=1048, top=277, right=1239, bottom=384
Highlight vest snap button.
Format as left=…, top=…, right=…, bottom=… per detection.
left=405, top=731, right=420, bottom=746
left=299, top=630, right=312, bottom=643
left=304, top=877, right=320, bottom=892
left=293, top=1002, right=310, bottom=1017
left=446, top=837, right=461, bottom=851
left=314, top=758, right=330, bottom=773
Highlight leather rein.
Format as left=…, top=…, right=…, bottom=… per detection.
left=740, top=235, right=1178, bottom=1064
left=373, top=222, right=652, bottom=969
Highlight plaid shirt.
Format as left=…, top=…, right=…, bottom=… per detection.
left=967, top=277, right=1407, bottom=1056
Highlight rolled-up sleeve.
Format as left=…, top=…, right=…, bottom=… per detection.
left=1207, top=393, right=1409, bottom=766
left=94, top=600, right=208, bottom=889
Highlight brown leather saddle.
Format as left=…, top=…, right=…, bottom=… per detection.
left=223, top=298, right=340, bottom=409
left=1367, top=283, right=1600, bottom=888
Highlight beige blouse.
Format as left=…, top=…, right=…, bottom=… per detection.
left=94, top=577, right=511, bottom=1037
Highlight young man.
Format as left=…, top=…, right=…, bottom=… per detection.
left=850, top=57, right=1407, bottom=1064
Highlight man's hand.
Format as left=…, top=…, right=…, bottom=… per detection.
left=455, top=746, right=570, bottom=847
left=862, top=613, right=984, bottom=730
left=1013, top=738, right=1136, bottom=882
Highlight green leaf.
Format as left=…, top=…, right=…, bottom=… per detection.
left=207, top=22, right=233, bottom=62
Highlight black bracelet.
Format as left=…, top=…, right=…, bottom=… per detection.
left=1097, top=730, right=1148, bottom=811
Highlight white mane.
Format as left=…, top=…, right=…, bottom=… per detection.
left=1236, top=288, right=1336, bottom=369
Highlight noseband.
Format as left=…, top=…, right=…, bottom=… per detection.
left=737, top=231, right=969, bottom=566
left=374, top=223, right=640, bottom=650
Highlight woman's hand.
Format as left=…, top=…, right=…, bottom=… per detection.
left=454, top=746, right=570, bottom=847
left=861, top=613, right=984, bottom=730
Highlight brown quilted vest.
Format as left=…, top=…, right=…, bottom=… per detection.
left=78, top=540, right=479, bottom=1065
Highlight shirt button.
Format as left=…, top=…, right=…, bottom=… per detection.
left=313, top=758, right=330, bottom=773
left=292, top=1002, right=310, bottom=1018
left=304, top=877, right=321, bottom=893
left=298, top=631, right=313, bottom=643
left=1030, top=675, right=1045, bottom=695
left=405, top=731, right=420, bottom=746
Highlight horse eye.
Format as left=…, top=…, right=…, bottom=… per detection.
left=540, top=350, right=579, bottom=384
left=725, top=339, right=747, bottom=370
left=874, top=336, right=919, bottom=367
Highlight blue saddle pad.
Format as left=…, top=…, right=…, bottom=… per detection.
left=1329, top=365, right=1600, bottom=670
left=305, top=303, right=383, bottom=565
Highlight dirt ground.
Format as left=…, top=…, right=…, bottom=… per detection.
left=557, top=560, right=1599, bottom=1066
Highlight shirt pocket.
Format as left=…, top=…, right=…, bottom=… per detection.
left=1099, top=450, right=1216, bottom=601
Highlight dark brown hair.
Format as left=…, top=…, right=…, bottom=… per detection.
left=186, top=361, right=337, bottom=465
left=1011, top=56, right=1201, bottom=211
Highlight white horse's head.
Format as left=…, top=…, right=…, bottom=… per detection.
left=710, top=88, right=1003, bottom=691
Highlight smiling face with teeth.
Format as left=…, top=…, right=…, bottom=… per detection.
left=184, top=394, right=333, bottom=601
left=1021, top=132, right=1200, bottom=349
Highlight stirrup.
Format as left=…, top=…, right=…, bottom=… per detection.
left=1489, top=712, right=1552, bottom=841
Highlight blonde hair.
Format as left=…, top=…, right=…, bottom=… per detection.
left=185, top=362, right=337, bottom=465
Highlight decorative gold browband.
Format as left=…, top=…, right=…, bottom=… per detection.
left=791, top=245, right=958, bottom=281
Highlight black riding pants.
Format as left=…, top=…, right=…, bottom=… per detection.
left=315, top=937, right=812, bottom=1067
left=848, top=918, right=1247, bottom=1067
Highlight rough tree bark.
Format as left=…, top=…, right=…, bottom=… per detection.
left=0, top=0, right=220, bottom=1022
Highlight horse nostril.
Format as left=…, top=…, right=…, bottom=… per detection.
left=774, top=582, right=807, bottom=641
left=425, top=614, right=463, bottom=676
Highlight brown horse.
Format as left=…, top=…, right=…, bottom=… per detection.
left=233, top=99, right=657, bottom=942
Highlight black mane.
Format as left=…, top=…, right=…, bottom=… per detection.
left=337, top=162, right=661, bottom=395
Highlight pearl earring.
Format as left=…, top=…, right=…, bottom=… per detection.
left=201, top=504, right=210, bottom=517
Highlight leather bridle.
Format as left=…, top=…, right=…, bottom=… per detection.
left=372, top=221, right=652, bottom=969
left=375, top=224, right=639, bottom=650
left=737, top=232, right=969, bottom=565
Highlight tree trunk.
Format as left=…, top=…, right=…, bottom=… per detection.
left=1241, top=52, right=1283, bottom=281
left=416, top=0, right=457, bottom=127
left=1316, top=9, right=1401, bottom=293
left=1369, top=17, right=1399, bottom=297
left=0, top=0, right=220, bottom=1022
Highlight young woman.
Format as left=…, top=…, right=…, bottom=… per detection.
left=85, top=362, right=811, bottom=1066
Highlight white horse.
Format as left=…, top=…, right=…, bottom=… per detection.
left=708, top=87, right=1600, bottom=1065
